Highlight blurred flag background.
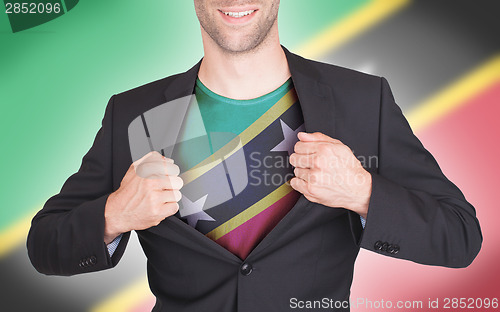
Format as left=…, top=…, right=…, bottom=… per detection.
left=1, top=0, right=499, bottom=311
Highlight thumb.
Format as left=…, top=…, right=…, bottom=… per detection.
left=298, top=132, right=341, bottom=144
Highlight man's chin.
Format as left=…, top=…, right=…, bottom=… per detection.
left=216, top=36, right=265, bottom=54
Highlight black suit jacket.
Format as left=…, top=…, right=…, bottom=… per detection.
left=27, top=47, right=482, bottom=311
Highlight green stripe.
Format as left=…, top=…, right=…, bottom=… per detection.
left=0, top=0, right=368, bottom=230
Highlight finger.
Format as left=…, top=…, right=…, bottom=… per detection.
left=133, top=151, right=161, bottom=166
left=162, top=202, right=180, bottom=216
left=294, top=168, right=324, bottom=185
left=142, top=153, right=174, bottom=165
left=294, top=141, right=326, bottom=155
left=161, top=176, right=184, bottom=190
left=136, top=162, right=180, bottom=178
left=295, top=140, right=350, bottom=159
left=135, top=162, right=167, bottom=178
left=147, top=176, right=183, bottom=192
left=290, top=177, right=319, bottom=203
left=293, top=167, right=310, bottom=181
left=290, top=153, right=315, bottom=168
left=125, top=151, right=160, bottom=181
left=165, top=163, right=180, bottom=176
left=158, top=190, right=182, bottom=203
left=298, top=132, right=342, bottom=144
left=290, top=177, right=312, bottom=196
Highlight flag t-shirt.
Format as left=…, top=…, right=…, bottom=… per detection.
left=172, top=77, right=305, bottom=260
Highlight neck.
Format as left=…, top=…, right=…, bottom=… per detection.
left=198, top=24, right=291, bottom=100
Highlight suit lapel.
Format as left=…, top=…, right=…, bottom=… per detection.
left=284, top=47, right=337, bottom=137
left=247, top=48, right=337, bottom=258
left=154, top=59, right=245, bottom=262
left=163, top=60, right=201, bottom=101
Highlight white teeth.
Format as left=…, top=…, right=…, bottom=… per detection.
left=222, top=10, right=255, bottom=18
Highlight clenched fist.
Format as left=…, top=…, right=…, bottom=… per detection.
left=289, top=132, right=372, bottom=218
left=103, top=151, right=184, bottom=244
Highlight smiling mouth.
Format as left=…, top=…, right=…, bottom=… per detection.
left=220, top=9, right=257, bottom=18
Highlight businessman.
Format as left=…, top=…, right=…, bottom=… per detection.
left=27, top=0, right=482, bottom=311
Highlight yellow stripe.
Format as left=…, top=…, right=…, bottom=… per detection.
left=0, top=213, right=34, bottom=258
left=180, top=88, right=297, bottom=185
left=295, top=0, right=410, bottom=59
left=206, top=183, right=294, bottom=241
left=91, top=276, right=152, bottom=312
left=407, top=54, right=500, bottom=133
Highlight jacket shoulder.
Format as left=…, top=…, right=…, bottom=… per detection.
left=306, top=56, right=381, bottom=86
left=288, top=50, right=382, bottom=92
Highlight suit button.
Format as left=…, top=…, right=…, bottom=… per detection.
left=381, top=242, right=389, bottom=252
left=374, top=241, right=383, bottom=251
left=393, top=245, right=400, bottom=254
left=387, top=244, right=395, bottom=254
left=89, top=256, right=97, bottom=265
left=240, top=263, right=253, bottom=276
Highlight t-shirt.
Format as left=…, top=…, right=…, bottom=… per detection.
left=172, top=77, right=305, bottom=260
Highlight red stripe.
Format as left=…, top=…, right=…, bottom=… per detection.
left=215, top=190, right=301, bottom=260
left=415, top=81, right=500, bottom=298
left=352, top=81, right=500, bottom=310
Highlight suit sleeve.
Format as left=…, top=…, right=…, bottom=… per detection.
left=27, top=96, right=131, bottom=276
left=357, top=77, right=482, bottom=268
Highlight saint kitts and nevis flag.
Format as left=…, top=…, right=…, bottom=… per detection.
left=128, top=80, right=303, bottom=260
left=172, top=94, right=304, bottom=261
left=0, top=0, right=499, bottom=311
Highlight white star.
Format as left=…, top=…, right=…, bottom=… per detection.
left=179, top=194, right=215, bottom=228
left=271, top=120, right=305, bottom=155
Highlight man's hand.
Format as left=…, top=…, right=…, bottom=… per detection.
left=289, top=132, right=372, bottom=218
left=103, top=151, right=183, bottom=244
